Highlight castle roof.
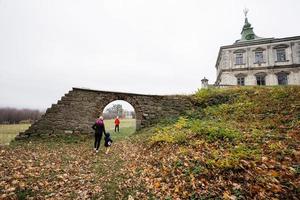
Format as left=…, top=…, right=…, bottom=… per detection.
left=234, top=9, right=266, bottom=43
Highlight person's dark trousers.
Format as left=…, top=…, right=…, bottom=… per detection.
left=115, top=125, right=119, bottom=132
left=94, top=132, right=102, bottom=150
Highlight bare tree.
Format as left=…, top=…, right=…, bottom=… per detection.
left=0, top=107, right=43, bottom=124
left=103, top=104, right=124, bottom=119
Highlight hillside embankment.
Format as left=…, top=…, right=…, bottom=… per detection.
left=125, top=86, right=300, bottom=199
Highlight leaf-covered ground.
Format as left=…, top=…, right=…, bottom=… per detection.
left=0, top=129, right=144, bottom=200
left=1, top=86, right=300, bottom=199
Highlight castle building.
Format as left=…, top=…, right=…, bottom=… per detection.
left=215, top=11, right=300, bottom=86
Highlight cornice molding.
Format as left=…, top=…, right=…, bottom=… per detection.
left=273, top=44, right=289, bottom=49
left=220, top=36, right=300, bottom=50
left=233, top=49, right=246, bottom=53
left=253, top=47, right=266, bottom=51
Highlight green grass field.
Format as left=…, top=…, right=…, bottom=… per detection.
left=103, top=118, right=136, bottom=142
left=104, top=118, right=136, bottom=130
left=0, top=124, right=31, bottom=145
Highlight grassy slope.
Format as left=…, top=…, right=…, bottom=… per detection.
left=127, top=86, right=300, bottom=199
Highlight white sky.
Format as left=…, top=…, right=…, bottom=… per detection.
left=0, top=0, right=300, bottom=110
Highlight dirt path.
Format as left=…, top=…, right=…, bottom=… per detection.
left=93, top=140, right=141, bottom=199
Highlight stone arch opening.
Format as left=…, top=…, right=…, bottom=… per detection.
left=102, top=100, right=137, bottom=134
left=92, top=94, right=143, bottom=130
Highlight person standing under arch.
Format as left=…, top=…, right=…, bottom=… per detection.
left=114, top=116, right=120, bottom=133
left=92, top=116, right=106, bottom=153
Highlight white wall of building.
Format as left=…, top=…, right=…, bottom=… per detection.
left=216, top=38, right=300, bottom=86
left=219, top=68, right=300, bottom=86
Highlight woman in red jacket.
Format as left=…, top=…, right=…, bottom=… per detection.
left=114, top=116, right=120, bottom=133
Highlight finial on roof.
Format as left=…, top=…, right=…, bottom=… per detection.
left=236, top=8, right=260, bottom=42
left=243, top=8, right=249, bottom=18
left=201, top=77, right=208, bottom=82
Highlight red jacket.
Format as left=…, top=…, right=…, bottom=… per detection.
left=114, top=118, right=120, bottom=125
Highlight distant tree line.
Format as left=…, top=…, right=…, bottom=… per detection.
left=0, top=107, right=43, bottom=124
left=103, top=104, right=135, bottom=119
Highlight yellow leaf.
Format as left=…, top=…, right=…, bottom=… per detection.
left=223, top=191, right=236, bottom=200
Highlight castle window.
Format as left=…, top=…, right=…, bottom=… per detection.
left=276, top=72, right=289, bottom=85
left=235, top=53, right=244, bottom=65
left=255, top=51, right=264, bottom=63
left=255, top=73, right=266, bottom=86
left=235, top=73, right=246, bottom=86
left=237, top=77, right=245, bottom=86
left=276, top=49, right=286, bottom=62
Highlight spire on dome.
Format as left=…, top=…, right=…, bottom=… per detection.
left=236, top=9, right=261, bottom=43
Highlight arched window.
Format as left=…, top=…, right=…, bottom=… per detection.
left=235, top=53, right=244, bottom=65
left=276, top=49, right=286, bottom=62
left=255, top=72, right=267, bottom=86
left=235, top=73, right=246, bottom=86
left=233, top=49, right=246, bottom=65
left=276, top=72, right=289, bottom=85
left=273, top=44, right=289, bottom=62
left=255, top=51, right=264, bottom=63
left=253, top=47, right=265, bottom=64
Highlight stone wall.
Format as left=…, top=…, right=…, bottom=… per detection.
left=17, top=88, right=194, bottom=138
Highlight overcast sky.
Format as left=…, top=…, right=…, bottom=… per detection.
left=0, top=0, right=300, bottom=110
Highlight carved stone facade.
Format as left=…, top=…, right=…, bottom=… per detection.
left=215, top=14, right=300, bottom=86
left=17, top=88, right=193, bottom=138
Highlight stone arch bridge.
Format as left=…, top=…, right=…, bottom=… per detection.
left=18, top=88, right=193, bottom=138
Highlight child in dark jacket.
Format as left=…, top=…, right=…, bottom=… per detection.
left=104, top=132, right=113, bottom=154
